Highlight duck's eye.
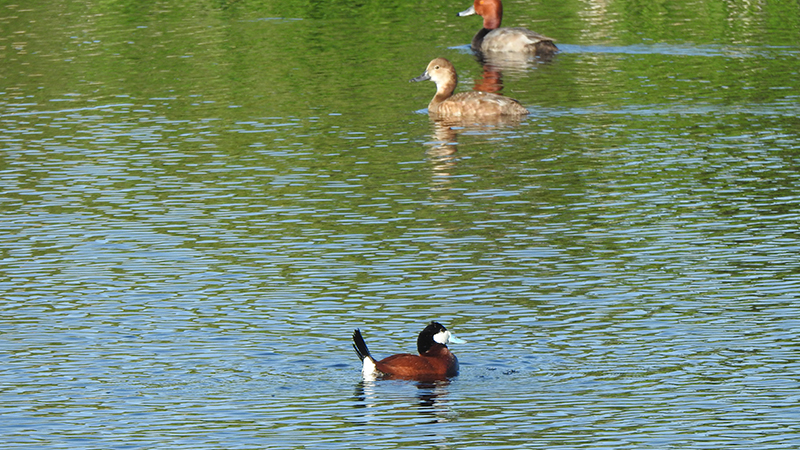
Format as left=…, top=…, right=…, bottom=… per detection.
left=434, top=65, right=440, bottom=70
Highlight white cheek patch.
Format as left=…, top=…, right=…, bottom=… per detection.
left=433, top=330, right=451, bottom=345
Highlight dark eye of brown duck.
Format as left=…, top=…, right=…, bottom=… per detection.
left=434, top=65, right=440, bottom=70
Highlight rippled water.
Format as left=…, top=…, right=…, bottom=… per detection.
left=2, top=0, right=800, bottom=448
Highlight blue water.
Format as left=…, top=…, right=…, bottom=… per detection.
left=2, top=1, right=800, bottom=448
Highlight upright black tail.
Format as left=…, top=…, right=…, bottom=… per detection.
left=352, top=329, right=372, bottom=361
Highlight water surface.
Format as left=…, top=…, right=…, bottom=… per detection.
left=2, top=0, right=800, bottom=448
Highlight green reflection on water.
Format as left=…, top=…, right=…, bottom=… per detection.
left=5, top=0, right=799, bottom=120
left=2, top=1, right=800, bottom=449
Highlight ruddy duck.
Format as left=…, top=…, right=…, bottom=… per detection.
left=457, top=0, right=558, bottom=56
left=411, top=58, right=528, bottom=117
left=352, top=321, right=464, bottom=381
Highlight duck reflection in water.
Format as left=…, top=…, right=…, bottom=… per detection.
left=353, top=379, right=454, bottom=423
left=411, top=57, right=528, bottom=167
left=425, top=113, right=526, bottom=157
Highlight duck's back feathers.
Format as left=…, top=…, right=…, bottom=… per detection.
left=478, top=27, right=557, bottom=55
left=373, top=346, right=459, bottom=380
left=433, top=91, right=528, bottom=117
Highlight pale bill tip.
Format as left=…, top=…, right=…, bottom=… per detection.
left=449, top=334, right=466, bottom=344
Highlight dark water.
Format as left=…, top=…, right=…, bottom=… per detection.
left=2, top=0, right=800, bottom=448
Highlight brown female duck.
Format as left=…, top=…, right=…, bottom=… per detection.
left=410, top=58, right=528, bottom=117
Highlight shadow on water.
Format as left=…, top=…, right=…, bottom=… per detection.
left=450, top=40, right=795, bottom=75
left=454, top=41, right=793, bottom=58
left=556, top=43, right=790, bottom=58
